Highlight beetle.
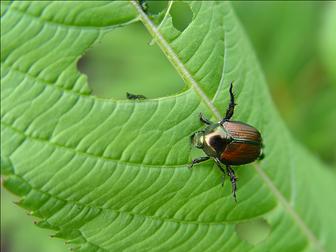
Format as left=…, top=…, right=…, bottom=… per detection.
left=190, top=83, right=263, bottom=202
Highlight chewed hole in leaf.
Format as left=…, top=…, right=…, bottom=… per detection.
left=170, top=2, right=193, bottom=32
left=235, top=218, right=271, bottom=245
left=146, top=0, right=169, bottom=15
left=77, top=23, right=185, bottom=99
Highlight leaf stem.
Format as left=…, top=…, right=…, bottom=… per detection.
left=149, top=0, right=174, bottom=46
left=130, top=0, right=222, bottom=120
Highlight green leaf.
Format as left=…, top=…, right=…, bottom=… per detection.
left=232, top=2, right=336, bottom=167
left=1, top=1, right=336, bottom=251
left=320, top=2, right=336, bottom=82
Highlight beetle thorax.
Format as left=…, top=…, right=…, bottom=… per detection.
left=203, top=124, right=231, bottom=157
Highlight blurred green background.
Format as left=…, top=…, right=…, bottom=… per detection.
left=2, top=1, right=336, bottom=251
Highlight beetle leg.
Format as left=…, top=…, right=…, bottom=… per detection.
left=226, top=165, right=238, bottom=202
left=199, top=113, right=213, bottom=125
left=221, top=82, right=236, bottom=123
left=189, top=156, right=210, bottom=169
left=214, top=158, right=226, bottom=186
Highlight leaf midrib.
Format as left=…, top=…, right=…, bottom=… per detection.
left=130, top=1, right=324, bottom=251
left=130, top=1, right=222, bottom=121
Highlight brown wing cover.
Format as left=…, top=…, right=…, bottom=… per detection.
left=220, top=142, right=261, bottom=165
left=222, top=121, right=262, bottom=142
left=220, top=121, right=262, bottom=165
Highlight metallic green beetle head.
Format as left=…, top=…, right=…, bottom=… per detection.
left=190, top=131, right=205, bottom=149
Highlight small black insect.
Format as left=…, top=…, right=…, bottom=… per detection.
left=126, top=92, right=146, bottom=100
left=190, top=83, right=263, bottom=202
